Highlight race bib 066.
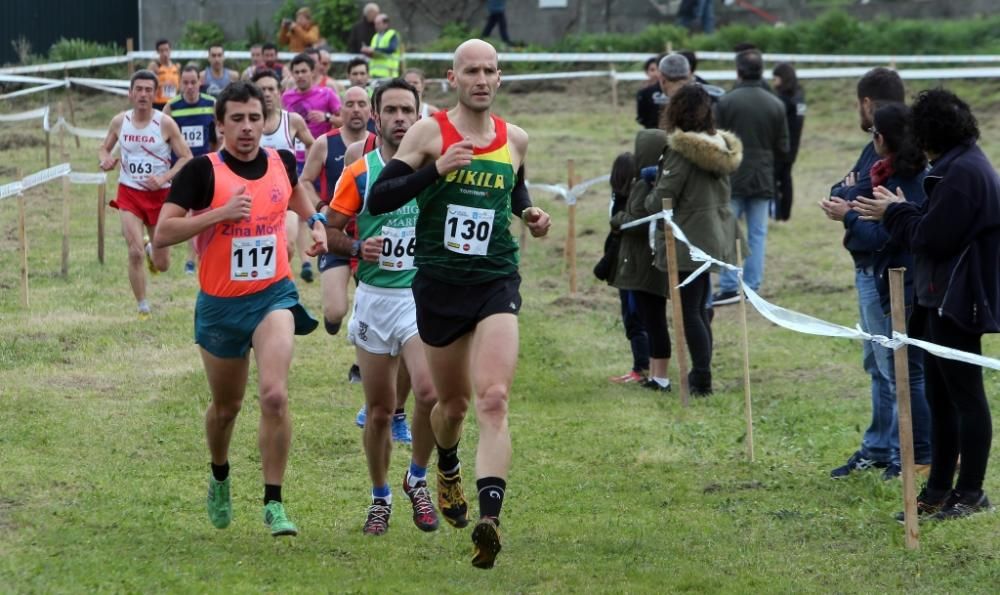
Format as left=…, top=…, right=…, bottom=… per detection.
left=379, top=225, right=416, bottom=271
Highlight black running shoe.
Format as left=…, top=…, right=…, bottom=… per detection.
left=471, top=516, right=502, bottom=569
left=930, top=490, right=994, bottom=521
left=894, top=485, right=949, bottom=523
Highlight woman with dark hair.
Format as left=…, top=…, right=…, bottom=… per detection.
left=856, top=102, right=933, bottom=478
left=611, top=131, right=672, bottom=392
left=652, top=84, right=743, bottom=395
left=771, top=62, right=805, bottom=221
left=597, top=152, right=651, bottom=383
left=855, top=88, right=1000, bottom=520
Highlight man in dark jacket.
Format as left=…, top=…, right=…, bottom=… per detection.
left=713, top=49, right=788, bottom=303
left=346, top=2, right=379, bottom=54
left=854, top=88, right=1000, bottom=519
left=819, top=68, right=932, bottom=480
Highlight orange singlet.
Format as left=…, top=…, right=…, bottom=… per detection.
left=196, top=149, right=293, bottom=297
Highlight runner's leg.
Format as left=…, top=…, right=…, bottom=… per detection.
left=120, top=210, right=147, bottom=302
left=201, top=349, right=251, bottom=465
left=251, top=308, right=296, bottom=485
left=358, top=348, right=398, bottom=489
left=469, top=314, right=517, bottom=479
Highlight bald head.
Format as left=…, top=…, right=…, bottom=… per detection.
left=453, top=39, right=498, bottom=71
left=345, top=86, right=368, bottom=103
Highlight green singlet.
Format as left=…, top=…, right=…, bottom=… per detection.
left=356, top=149, right=419, bottom=288
left=414, top=111, right=518, bottom=284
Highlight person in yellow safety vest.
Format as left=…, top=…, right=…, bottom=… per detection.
left=362, top=14, right=401, bottom=80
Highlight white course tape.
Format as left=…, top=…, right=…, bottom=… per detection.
left=67, top=76, right=130, bottom=89
left=0, top=55, right=130, bottom=75
left=0, top=73, right=60, bottom=85
left=0, top=105, right=49, bottom=122
left=20, top=163, right=71, bottom=190
left=621, top=209, right=1000, bottom=371
left=51, top=117, right=110, bottom=140
left=68, top=172, right=107, bottom=185
left=528, top=175, right=610, bottom=206
left=0, top=81, right=67, bottom=101
left=0, top=181, right=24, bottom=201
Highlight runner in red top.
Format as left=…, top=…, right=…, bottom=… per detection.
left=154, top=81, right=328, bottom=538
left=98, top=69, right=191, bottom=319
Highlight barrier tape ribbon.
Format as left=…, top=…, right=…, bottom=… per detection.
left=622, top=210, right=1000, bottom=371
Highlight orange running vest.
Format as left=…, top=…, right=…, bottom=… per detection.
left=196, top=150, right=293, bottom=297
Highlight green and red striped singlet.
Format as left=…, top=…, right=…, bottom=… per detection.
left=414, top=110, right=518, bottom=284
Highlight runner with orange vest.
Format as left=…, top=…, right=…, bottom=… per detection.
left=154, top=81, right=328, bottom=539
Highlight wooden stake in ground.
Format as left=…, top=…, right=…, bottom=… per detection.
left=16, top=168, right=29, bottom=308
left=97, top=182, right=107, bottom=265
left=56, top=101, right=72, bottom=276
left=565, top=159, right=578, bottom=294
left=126, top=38, right=135, bottom=78
left=736, top=243, right=755, bottom=461
left=889, top=267, right=919, bottom=549
left=64, top=67, right=81, bottom=148
left=609, top=63, right=620, bottom=140
left=662, top=198, right=689, bottom=405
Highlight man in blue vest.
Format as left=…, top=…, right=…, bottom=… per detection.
left=362, top=13, right=401, bottom=80
left=164, top=64, right=217, bottom=274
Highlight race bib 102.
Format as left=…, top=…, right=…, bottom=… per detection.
left=181, top=125, right=205, bottom=148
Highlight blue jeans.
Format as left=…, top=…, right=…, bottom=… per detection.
left=718, top=197, right=769, bottom=293
left=856, top=269, right=932, bottom=465
left=677, top=0, right=715, bottom=33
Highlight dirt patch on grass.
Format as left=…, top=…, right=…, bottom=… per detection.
left=0, top=498, right=21, bottom=532
left=0, top=132, right=44, bottom=151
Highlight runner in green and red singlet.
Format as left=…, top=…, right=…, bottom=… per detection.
left=367, top=39, right=551, bottom=570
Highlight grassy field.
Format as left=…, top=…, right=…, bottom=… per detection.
left=1, top=74, right=999, bottom=593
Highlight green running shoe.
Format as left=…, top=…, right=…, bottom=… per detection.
left=263, top=501, right=298, bottom=537
left=206, top=476, right=232, bottom=529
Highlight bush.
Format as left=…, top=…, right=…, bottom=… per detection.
left=179, top=21, right=226, bottom=50
left=48, top=38, right=120, bottom=62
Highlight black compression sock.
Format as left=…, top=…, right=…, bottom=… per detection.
left=394, top=408, right=405, bottom=416
left=210, top=461, right=229, bottom=481
left=264, top=484, right=282, bottom=504
left=324, top=319, right=342, bottom=335
left=477, top=477, right=507, bottom=523
left=436, top=441, right=461, bottom=474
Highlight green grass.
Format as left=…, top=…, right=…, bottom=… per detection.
left=1, top=77, right=999, bottom=593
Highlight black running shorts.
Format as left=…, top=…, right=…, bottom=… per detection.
left=411, top=271, right=522, bottom=347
